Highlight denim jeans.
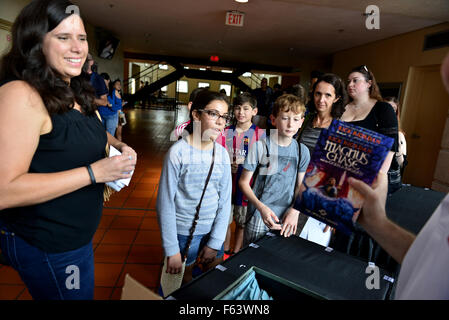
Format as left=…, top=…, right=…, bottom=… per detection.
left=101, top=112, right=119, bottom=136
left=0, top=221, right=94, bottom=300
left=177, top=233, right=224, bottom=266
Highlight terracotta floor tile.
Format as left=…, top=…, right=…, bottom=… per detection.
left=117, top=209, right=147, bottom=217
left=106, top=197, right=126, bottom=208
left=98, top=215, right=116, bottom=229
left=94, top=263, right=124, bottom=287
left=110, top=287, right=123, bottom=300
left=134, top=183, right=157, bottom=191
left=102, top=208, right=120, bottom=216
left=94, top=287, right=114, bottom=300
left=140, top=217, right=160, bottom=231
left=148, top=196, right=157, bottom=209
left=94, top=244, right=131, bottom=263
left=129, top=189, right=155, bottom=198
left=0, top=284, right=25, bottom=299
left=110, top=216, right=143, bottom=230
left=134, top=230, right=162, bottom=246
left=139, top=176, right=160, bottom=184
left=0, top=266, right=24, bottom=285
left=145, top=210, right=157, bottom=218
left=123, top=197, right=150, bottom=209
left=101, top=229, right=137, bottom=245
left=127, top=245, right=163, bottom=264
left=17, top=287, right=32, bottom=300
left=93, top=228, right=107, bottom=245
left=117, top=264, right=161, bottom=288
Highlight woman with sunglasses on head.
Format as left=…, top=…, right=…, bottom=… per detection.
left=341, top=65, right=399, bottom=172
left=156, top=90, right=232, bottom=288
left=334, top=65, right=399, bottom=257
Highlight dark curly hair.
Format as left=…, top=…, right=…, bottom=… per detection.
left=0, top=0, right=96, bottom=115
left=308, top=73, right=348, bottom=119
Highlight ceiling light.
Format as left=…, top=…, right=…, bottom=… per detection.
left=235, top=0, right=249, bottom=3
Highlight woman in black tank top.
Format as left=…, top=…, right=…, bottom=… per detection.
left=0, top=0, right=137, bottom=300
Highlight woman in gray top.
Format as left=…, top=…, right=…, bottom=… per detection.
left=298, top=73, right=348, bottom=155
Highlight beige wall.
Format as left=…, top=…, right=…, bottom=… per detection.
left=332, top=22, right=449, bottom=192
left=332, top=22, right=449, bottom=99
left=0, top=0, right=30, bottom=22
left=0, top=0, right=31, bottom=57
left=84, top=22, right=124, bottom=83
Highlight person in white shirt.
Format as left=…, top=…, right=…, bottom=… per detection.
left=347, top=51, right=449, bottom=300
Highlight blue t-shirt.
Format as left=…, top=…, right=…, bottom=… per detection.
left=108, top=89, right=122, bottom=112
left=243, top=137, right=310, bottom=219
left=90, top=72, right=115, bottom=117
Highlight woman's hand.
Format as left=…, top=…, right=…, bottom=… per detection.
left=90, top=153, right=136, bottom=183
left=198, top=246, right=217, bottom=265
left=167, top=253, right=183, bottom=274
left=120, top=145, right=137, bottom=163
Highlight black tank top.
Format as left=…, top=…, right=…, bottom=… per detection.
left=0, top=81, right=107, bottom=253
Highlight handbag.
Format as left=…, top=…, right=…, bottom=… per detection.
left=160, top=144, right=216, bottom=298
left=119, top=110, right=127, bottom=126
left=94, top=110, right=115, bottom=202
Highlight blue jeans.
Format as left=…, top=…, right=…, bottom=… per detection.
left=101, top=113, right=119, bottom=136
left=177, top=233, right=224, bottom=266
left=0, top=221, right=94, bottom=300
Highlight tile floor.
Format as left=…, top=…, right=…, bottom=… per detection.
left=0, top=105, right=235, bottom=300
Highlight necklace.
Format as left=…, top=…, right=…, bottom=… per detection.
left=312, top=116, right=332, bottom=128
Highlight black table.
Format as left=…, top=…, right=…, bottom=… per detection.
left=169, top=185, right=446, bottom=301
left=170, top=234, right=395, bottom=300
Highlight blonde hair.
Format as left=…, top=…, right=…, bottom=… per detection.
left=272, top=94, right=306, bottom=118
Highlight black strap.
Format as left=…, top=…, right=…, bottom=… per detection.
left=244, top=139, right=270, bottom=225
left=182, top=144, right=215, bottom=262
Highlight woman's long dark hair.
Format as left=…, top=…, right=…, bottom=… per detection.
left=0, top=0, right=96, bottom=115
left=308, top=73, right=348, bottom=119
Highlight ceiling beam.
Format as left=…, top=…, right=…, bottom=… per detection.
left=124, top=52, right=295, bottom=73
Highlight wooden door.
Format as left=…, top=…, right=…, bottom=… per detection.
left=401, top=64, right=449, bottom=188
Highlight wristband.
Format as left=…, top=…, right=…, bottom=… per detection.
left=86, top=165, right=96, bottom=185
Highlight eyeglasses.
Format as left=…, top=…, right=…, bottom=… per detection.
left=198, top=109, right=233, bottom=123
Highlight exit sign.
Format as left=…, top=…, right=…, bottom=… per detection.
left=225, top=11, right=245, bottom=27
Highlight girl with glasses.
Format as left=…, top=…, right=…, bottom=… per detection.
left=156, top=90, right=232, bottom=286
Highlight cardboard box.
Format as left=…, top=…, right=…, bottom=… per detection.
left=214, top=267, right=324, bottom=300
left=120, top=273, right=163, bottom=300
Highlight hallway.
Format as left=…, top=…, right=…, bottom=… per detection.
left=0, top=105, right=213, bottom=300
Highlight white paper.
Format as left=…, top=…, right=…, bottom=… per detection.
left=106, top=145, right=134, bottom=191
left=299, top=217, right=332, bottom=247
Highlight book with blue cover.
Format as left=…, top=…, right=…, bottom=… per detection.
left=294, top=120, right=394, bottom=235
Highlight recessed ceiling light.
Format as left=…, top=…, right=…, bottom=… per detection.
left=235, top=0, right=249, bottom=3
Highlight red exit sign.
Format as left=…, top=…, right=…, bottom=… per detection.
left=225, top=11, right=245, bottom=27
